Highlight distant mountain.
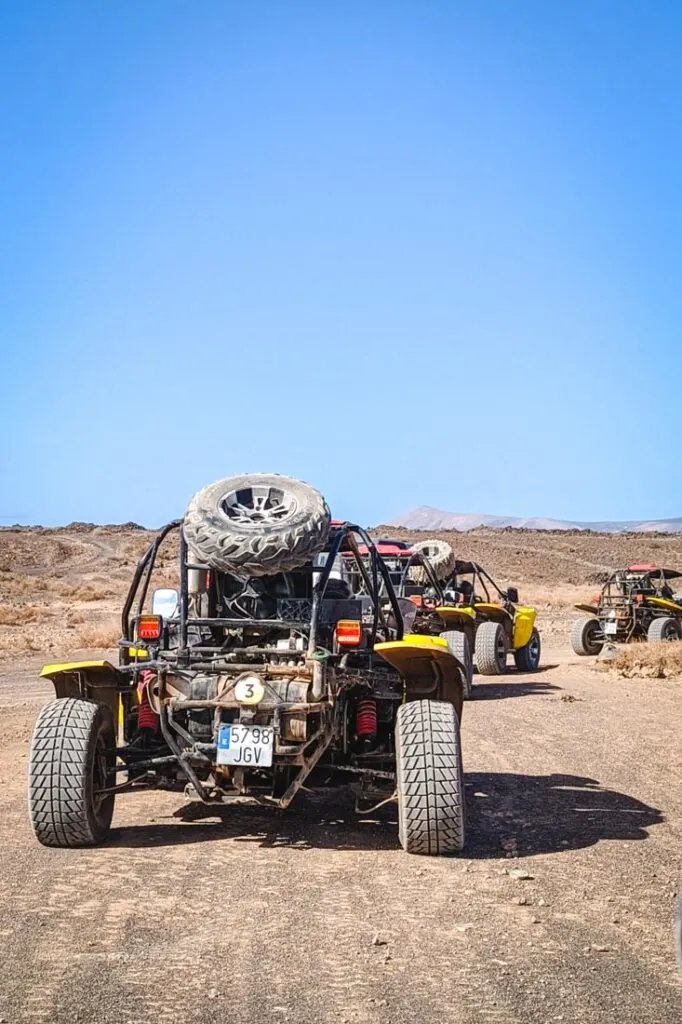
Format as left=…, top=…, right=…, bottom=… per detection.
left=389, top=506, right=682, bottom=534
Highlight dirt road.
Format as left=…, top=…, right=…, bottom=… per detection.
left=1, top=645, right=681, bottom=1023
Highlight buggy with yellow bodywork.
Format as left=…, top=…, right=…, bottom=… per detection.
left=571, top=564, right=682, bottom=656
left=438, top=559, right=541, bottom=676
left=28, top=475, right=470, bottom=857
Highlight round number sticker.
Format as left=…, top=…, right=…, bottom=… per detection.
left=234, top=674, right=265, bottom=705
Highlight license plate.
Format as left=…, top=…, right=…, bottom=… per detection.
left=216, top=724, right=274, bottom=767
left=603, top=621, right=618, bottom=635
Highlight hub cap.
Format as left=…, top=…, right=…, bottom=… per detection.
left=221, top=486, right=296, bottom=524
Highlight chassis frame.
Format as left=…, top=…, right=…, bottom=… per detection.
left=575, top=565, right=682, bottom=644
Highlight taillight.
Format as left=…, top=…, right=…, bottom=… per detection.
left=136, top=615, right=162, bottom=640
left=336, top=620, right=362, bottom=647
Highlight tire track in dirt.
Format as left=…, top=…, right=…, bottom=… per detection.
left=1, top=654, right=681, bottom=1023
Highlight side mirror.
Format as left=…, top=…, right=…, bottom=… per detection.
left=506, top=586, right=519, bottom=604
left=151, top=588, right=179, bottom=619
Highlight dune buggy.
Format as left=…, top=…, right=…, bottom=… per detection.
left=571, top=564, right=682, bottom=655
left=28, top=474, right=468, bottom=856
left=338, top=537, right=475, bottom=698
left=437, top=558, right=541, bottom=676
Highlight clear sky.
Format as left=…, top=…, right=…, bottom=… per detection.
left=2, top=1, right=681, bottom=527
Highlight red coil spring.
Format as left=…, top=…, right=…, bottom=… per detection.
left=356, top=699, right=377, bottom=738
left=137, top=671, right=159, bottom=731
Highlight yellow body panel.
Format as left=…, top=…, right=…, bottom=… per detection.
left=574, top=602, right=599, bottom=615
left=644, top=596, right=682, bottom=615
left=374, top=635, right=453, bottom=679
left=512, top=607, right=537, bottom=649
left=374, top=635, right=464, bottom=716
left=40, top=660, right=116, bottom=678
left=435, top=605, right=476, bottom=625
left=474, top=602, right=513, bottom=623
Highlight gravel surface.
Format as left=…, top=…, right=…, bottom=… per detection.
left=0, top=645, right=680, bottom=1023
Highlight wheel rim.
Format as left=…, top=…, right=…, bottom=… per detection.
left=587, top=623, right=601, bottom=649
left=496, top=631, right=507, bottom=666
left=220, top=485, right=296, bottom=524
left=528, top=632, right=540, bottom=665
left=664, top=623, right=679, bottom=642
left=91, top=729, right=112, bottom=820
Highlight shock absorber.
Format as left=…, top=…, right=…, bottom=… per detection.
left=356, top=699, right=378, bottom=751
left=137, top=670, right=159, bottom=732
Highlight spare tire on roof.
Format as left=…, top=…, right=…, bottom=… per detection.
left=408, top=539, right=456, bottom=585
left=183, top=473, right=331, bottom=578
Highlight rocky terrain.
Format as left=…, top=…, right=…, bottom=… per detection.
left=1, top=523, right=681, bottom=1022
left=4, top=521, right=682, bottom=660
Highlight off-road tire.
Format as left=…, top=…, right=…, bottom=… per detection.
left=647, top=616, right=682, bottom=643
left=408, top=539, right=456, bottom=585
left=475, top=620, right=508, bottom=675
left=184, top=473, right=331, bottom=578
left=570, top=616, right=603, bottom=656
left=441, top=630, right=473, bottom=699
left=28, top=698, right=116, bottom=848
left=514, top=627, right=542, bottom=672
left=395, top=700, right=465, bottom=855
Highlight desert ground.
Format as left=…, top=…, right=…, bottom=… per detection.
left=0, top=525, right=681, bottom=1022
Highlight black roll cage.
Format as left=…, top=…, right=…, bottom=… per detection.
left=395, top=551, right=445, bottom=600
left=120, top=520, right=405, bottom=667
left=445, top=560, right=511, bottom=606
left=600, top=568, right=680, bottom=607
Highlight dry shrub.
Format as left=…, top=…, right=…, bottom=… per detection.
left=57, top=583, right=116, bottom=601
left=0, top=575, right=41, bottom=598
left=66, top=610, right=86, bottom=626
left=610, top=643, right=682, bottom=680
left=74, top=623, right=121, bottom=649
left=5, top=634, right=40, bottom=653
left=0, top=603, right=53, bottom=626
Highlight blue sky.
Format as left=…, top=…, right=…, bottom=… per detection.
left=1, top=1, right=681, bottom=527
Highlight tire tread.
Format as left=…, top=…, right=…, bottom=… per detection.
left=396, top=700, right=465, bottom=856
left=28, top=698, right=114, bottom=849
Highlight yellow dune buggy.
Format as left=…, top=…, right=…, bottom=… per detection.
left=571, top=564, right=682, bottom=655
left=437, top=559, right=541, bottom=676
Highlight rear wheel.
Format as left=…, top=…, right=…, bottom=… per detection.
left=570, top=617, right=604, bottom=656
left=441, top=630, right=473, bottom=699
left=647, top=616, right=682, bottom=643
left=28, top=698, right=116, bottom=848
left=514, top=627, right=541, bottom=672
left=475, top=621, right=508, bottom=675
left=395, top=700, right=465, bottom=855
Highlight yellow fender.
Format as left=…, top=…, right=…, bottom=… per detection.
left=435, top=605, right=476, bottom=626
left=40, top=659, right=118, bottom=678
left=512, top=607, right=537, bottom=650
left=644, top=596, right=682, bottom=615
left=374, top=635, right=464, bottom=718
left=474, top=602, right=513, bottom=624
left=40, top=660, right=125, bottom=725
left=574, top=602, right=599, bottom=615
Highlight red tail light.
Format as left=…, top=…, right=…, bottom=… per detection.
left=136, top=615, right=162, bottom=640
left=336, top=620, right=362, bottom=647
